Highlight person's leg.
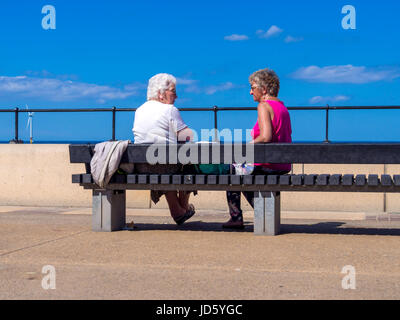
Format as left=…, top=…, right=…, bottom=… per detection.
left=165, top=191, right=196, bottom=225
left=223, top=191, right=244, bottom=228
left=178, top=191, right=190, bottom=211
left=242, top=191, right=255, bottom=208
left=165, top=191, right=186, bottom=219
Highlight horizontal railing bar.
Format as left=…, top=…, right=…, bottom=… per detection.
left=2, top=106, right=400, bottom=113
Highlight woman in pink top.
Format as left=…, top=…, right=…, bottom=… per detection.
left=224, top=68, right=292, bottom=229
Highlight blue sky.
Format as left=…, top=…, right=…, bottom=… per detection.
left=0, top=0, right=400, bottom=142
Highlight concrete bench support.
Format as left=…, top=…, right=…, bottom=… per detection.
left=92, top=189, right=126, bottom=232
left=254, top=191, right=281, bottom=236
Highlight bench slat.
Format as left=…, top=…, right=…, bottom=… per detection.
left=82, top=174, right=93, bottom=184
left=231, top=175, right=241, bottom=185
left=266, top=175, right=278, bottom=185
left=127, top=174, right=137, bottom=184
left=291, top=174, right=304, bottom=186
left=72, top=174, right=81, bottom=183
left=243, top=175, right=254, bottom=185
left=184, top=175, right=194, bottom=184
left=149, top=175, right=159, bottom=184
left=342, top=174, right=353, bottom=186
left=305, top=174, right=317, bottom=186
left=195, top=175, right=206, bottom=184
left=219, top=175, right=229, bottom=185
left=279, top=175, right=290, bottom=185
left=207, top=175, right=217, bottom=184
left=316, top=174, right=329, bottom=186
left=172, top=175, right=182, bottom=184
left=161, top=175, right=171, bottom=184
left=368, top=174, right=379, bottom=186
left=255, top=175, right=265, bottom=185
left=138, top=175, right=148, bottom=184
left=355, top=175, right=366, bottom=186
left=329, top=174, right=341, bottom=185
left=381, top=174, right=392, bottom=186
left=394, top=175, right=400, bottom=186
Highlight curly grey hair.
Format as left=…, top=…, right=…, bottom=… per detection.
left=147, top=73, right=177, bottom=101
left=249, top=68, right=280, bottom=97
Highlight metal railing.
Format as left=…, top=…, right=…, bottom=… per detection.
left=1, top=105, right=400, bottom=143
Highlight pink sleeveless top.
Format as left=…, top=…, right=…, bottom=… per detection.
left=251, top=100, right=292, bottom=171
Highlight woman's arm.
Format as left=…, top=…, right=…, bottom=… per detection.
left=251, top=102, right=273, bottom=144
left=177, top=127, right=194, bottom=142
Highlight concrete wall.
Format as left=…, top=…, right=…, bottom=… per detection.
left=0, top=144, right=399, bottom=214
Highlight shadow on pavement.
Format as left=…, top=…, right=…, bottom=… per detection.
left=131, top=221, right=400, bottom=236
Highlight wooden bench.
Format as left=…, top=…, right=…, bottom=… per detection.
left=69, top=143, right=400, bottom=235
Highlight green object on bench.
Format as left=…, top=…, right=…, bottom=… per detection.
left=195, top=164, right=230, bottom=175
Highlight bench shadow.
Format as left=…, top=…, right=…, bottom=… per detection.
left=281, top=222, right=400, bottom=236
left=132, top=221, right=253, bottom=233
left=130, top=221, right=400, bottom=236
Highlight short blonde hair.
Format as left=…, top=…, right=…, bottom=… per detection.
left=147, top=73, right=177, bottom=101
left=249, top=68, right=280, bottom=97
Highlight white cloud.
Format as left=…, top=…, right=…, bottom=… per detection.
left=291, top=65, right=400, bottom=84
left=0, top=75, right=143, bottom=103
left=175, top=77, right=198, bottom=85
left=309, top=95, right=350, bottom=104
left=175, top=77, right=239, bottom=95
left=257, top=25, right=283, bottom=39
left=205, top=82, right=237, bottom=95
left=224, top=34, right=249, bottom=41
left=284, top=35, right=304, bottom=43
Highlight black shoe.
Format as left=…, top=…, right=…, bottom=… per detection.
left=174, top=205, right=196, bottom=225
left=222, top=218, right=245, bottom=229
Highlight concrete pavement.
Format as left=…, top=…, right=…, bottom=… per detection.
left=1, top=206, right=400, bottom=299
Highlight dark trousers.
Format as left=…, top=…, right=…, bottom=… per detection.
left=226, top=166, right=289, bottom=222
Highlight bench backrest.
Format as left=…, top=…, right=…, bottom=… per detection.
left=69, top=143, right=400, bottom=166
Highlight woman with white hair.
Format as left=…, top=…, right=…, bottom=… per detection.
left=133, top=73, right=196, bottom=225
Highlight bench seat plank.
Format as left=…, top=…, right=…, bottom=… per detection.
left=279, top=175, right=290, bottom=185
left=381, top=174, right=392, bottom=186
left=138, top=175, right=148, bottom=184
left=342, top=174, right=353, bottom=186
left=266, top=175, right=278, bottom=185
left=195, top=175, right=206, bottom=184
left=316, top=174, right=329, bottom=186
left=329, top=174, right=341, bottom=185
left=255, top=175, right=266, bottom=185
left=243, top=175, right=254, bottom=185
left=368, top=174, right=379, bottom=186
left=72, top=173, right=400, bottom=193
left=231, top=175, right=241, bottom=185
left=161, top=175, right=171, bottom=184
left=127, top=174, right=137, bottom=184
left=355, top=175, right=366, bottom=186
left=305, top=174, right=317, bottom=186
left=218, top=175, right=229, bottom=185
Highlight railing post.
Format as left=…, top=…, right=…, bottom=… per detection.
left=323, top=104, right=330, bottom=143
left=9, top=107, right=23, bottom=144
left=213, top=105, right=218, bottom=142
left=112, top=106, right=116, bottom=141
